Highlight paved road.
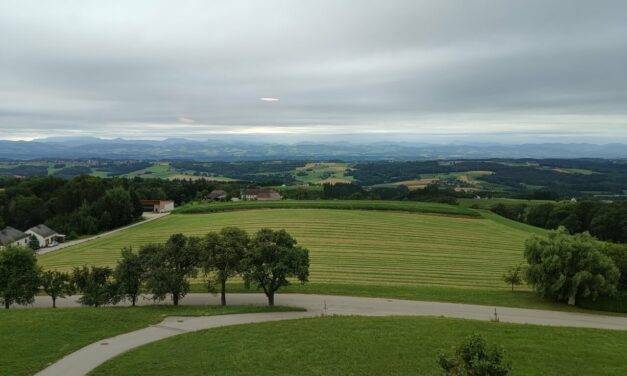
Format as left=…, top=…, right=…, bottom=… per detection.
left=32, top=293, right=627, bottom=376
left=29, top=293, right=627, bottom=330
left=37, top=212, right=168, bottom=255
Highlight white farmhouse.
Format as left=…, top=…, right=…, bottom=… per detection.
left=26, top=224, right=65, bottom=248
left=0, top=227, right=29, bottom=249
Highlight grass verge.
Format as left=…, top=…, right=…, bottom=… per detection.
left=0, top=305, right=297, bottom=376
left=91, top=316, right=627, bottom=375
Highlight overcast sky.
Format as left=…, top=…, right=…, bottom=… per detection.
left=1, top=0, right=627, bottom=143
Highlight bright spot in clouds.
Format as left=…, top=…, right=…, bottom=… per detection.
left=178, top=117, right=195, bottom=124
left=260, top=97, right=279, bottom=102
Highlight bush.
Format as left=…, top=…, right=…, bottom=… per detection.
left=437, top=333, right=511, bottom=376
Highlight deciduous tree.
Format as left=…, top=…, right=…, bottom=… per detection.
left=0, top=246, right=40, bottom=309
left=524, top=228, right=619, bottom=305
left=114, top=248, right=144, bottom=306
left=200, top=227, right=249, bottom=306
left=502, top=265, right=523, bottom=291
left=71, top=266, right=117, bottom=307
left=242, top=229, right=309, bottom=306
left=140, top=234, right=200, bottom=306
left=40, top=270, right=72, bottom=308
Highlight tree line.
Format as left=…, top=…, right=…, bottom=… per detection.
left=0, top=227, right=310, bottom=309
left=0, top=174, right=247, bottom=239
left=491, top=200, right=627, bottom=243
left=318, top=183, right=461, bottom=204
left=0, top=175, right=144, bottom=238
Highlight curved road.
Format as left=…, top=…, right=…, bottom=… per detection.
left=33, top=293, right=627, bottom=376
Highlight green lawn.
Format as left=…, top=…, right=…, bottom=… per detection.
left=39, top=209, right=528, bottom=290
left=91, top=316, right=627, bottom=376
left=0, top=305, right=296, bottom=376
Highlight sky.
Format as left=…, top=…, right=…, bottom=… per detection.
left=1, top=0, right=627, bottom=143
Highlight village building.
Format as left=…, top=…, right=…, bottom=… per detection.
left=206, top=189, right=228, bottom=201
left=25, top=224, right=65, bottom=248
left=140, top=199, right=175, bottom=213
left=0, top=227, right=29, bottom=249
left=241, top=188, right=283, bottom=201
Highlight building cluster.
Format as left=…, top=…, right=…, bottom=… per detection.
left=0, top=224, right=65, bottom=250
left=206, top=188, right=283, bottom=201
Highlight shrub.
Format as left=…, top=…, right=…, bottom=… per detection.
left=437, top=333, right=511, bottom=376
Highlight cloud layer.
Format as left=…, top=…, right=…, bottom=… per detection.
left=1, top=0, right=626, bottom=142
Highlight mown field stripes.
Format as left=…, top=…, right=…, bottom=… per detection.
left=39, top=209, right=533, bottom=289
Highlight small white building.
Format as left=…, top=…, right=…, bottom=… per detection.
left=140, top=199, right=175, bottom=213
left=26, top=224, right=65, bottom=248
left=0, top=227, right=29, bottom=249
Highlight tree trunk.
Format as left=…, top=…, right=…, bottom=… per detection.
left=267, top=291, right=275, bottom=307
left=4, top=300, right=9, bottom=309
left=220, top=278, right=227, bottom=306
left=173, top=293, right=179, bottom=306
left=511, top=284, right=514, bottom=292
left=568, top=295, right=576, bottom=306
left=52, top=296, right=57, bottom=308
left=132, top=295, right=137, bottom=307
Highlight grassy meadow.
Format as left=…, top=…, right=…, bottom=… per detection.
left=91, top=316, right=627, bottom=376
left=40, top=208, right=529, bottom=289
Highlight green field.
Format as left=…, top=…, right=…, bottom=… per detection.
left=40, top=208, right=528, bottom=290
left=0, top=305, right=295, bottom=376
left=91, top=316, right=627, bottom=376
left=174, top=199, right=479, bottom=217
left=293, top=162, right=354, bottom=185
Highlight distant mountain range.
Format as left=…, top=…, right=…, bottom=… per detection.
left=0, top=138, right=626, bottom=160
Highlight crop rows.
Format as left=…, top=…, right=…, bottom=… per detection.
left=39, top=209, right=532, bottom=289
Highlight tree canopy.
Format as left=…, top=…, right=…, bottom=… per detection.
left=139, top=234, right=200, bottom=305
left=524, top=229, right=620, bottom=305
left=242, top=228, right=310, bottom=306
left=0, top=246, right=40, bottom=309
left=199, top=227, right=249, bottom=306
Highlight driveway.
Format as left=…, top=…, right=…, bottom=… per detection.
left=32, top=293, right=627, bottom=376
left=37, top=212, right=169, bottom=255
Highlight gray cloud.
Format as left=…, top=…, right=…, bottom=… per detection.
left=1, top=0, right=627, bottom=142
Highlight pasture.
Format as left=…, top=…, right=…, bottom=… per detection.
left=39, top=208, right=531, bottom=290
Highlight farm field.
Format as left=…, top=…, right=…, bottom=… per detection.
left=91, top=316, right=627, bottom=376
left=0, top=305, right=295, bottom=376
left=118, top=162, right=235, bottom=181
left=293, top=162, right=353, bottom=185
left=39, top=208, right=530, bottom=289
left=173, top=199, right=479, bottom=216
